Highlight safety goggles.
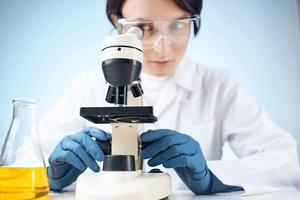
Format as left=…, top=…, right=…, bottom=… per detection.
left=116, top=15, right=201, bottom=50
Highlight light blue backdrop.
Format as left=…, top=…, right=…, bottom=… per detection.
left=1, top=0, right=300, bottom=159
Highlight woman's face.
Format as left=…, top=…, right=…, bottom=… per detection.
left=121, top=0, right=190, bottom=76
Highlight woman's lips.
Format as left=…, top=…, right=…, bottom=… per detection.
left=148, top=60, right=173, bottom=66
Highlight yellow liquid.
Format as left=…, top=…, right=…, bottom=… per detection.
left=0, top=167, right=49, bottom=200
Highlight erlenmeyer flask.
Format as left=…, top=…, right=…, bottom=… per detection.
left=0, top=99, right=49, bottom=200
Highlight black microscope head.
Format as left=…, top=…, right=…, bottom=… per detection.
left=102, top=58, right=142, bottom=87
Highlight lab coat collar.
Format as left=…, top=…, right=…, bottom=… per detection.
left=153, top=77, right=177, bottom=117
left=154, top=56, right=200, bottom=117
left=174, top=56, right=199, bottom=94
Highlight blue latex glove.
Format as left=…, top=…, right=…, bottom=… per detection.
left=141, top=129, right=243, bottom=194
left=47, top=127, right=108, bottom=191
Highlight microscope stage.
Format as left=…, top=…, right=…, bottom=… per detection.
left=80, top=106, right=157, bottom=124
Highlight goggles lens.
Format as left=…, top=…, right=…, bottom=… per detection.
left=116, top=15, right=201, bottom=49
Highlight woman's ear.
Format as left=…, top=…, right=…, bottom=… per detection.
left=110, top=14, right=119, bottom=26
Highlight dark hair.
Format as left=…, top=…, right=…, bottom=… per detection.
left=106, top=0, right=203, bottom=36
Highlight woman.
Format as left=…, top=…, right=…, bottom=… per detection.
left=41, top=0, right=300, bottom=195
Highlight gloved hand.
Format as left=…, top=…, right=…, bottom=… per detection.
left=141, top=129, right=243, bottom=195
left=47, top=127, right=108, bottom=191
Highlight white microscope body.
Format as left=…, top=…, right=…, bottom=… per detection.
left=75, top=28, right=172, bottom=200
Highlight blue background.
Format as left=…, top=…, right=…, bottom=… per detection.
left=0, top=0, right=300, bottom=160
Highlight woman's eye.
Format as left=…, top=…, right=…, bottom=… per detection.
left=169, top=21, right=186, bottom=31
left=136, top=23, right=153, bottom=33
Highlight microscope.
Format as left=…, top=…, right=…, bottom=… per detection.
left=75, top=28, right=171, bottom=200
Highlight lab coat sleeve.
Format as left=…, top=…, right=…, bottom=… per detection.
left=39, top=77, right=87, bottom=164
left=207, top=73, right=300, bottom=195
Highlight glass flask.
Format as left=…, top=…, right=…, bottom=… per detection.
left=0, top=99, right=49, bottom=200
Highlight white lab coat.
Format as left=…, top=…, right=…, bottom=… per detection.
left=39, top=56, right=300, bottom=195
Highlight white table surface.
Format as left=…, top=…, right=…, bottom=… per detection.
left=48, top=185, right=300, bottom=200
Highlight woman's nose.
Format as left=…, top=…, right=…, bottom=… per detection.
left=153, top=35, right=172, bottom=54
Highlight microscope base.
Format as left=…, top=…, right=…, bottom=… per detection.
left=75, top=170, right=171, bottom=200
